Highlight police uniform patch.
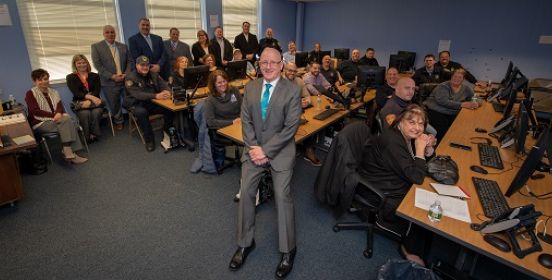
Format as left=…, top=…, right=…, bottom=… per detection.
left=385, top=114, right=396, bottom=125
left=230, top=94, right=237, bottom=102
left=125, top=80, right=134, bottom=87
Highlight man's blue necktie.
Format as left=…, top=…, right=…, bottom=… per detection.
left=260, top=83, right=272, bottom=120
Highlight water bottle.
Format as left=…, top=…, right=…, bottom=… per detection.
left=8, top=95, right=15, bottom=106
left=316, top=95, right=321, bottom=111
left=427, top=200, right=443, bottom=223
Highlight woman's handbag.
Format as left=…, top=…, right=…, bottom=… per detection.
left=426, top=155, right=459, bottom=185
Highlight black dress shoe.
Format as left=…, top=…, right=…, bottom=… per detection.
left=229, top=240, right=255, bottom=271
left=275, top=247, right=296, bottom=279
left=145, top=141, right=156, bottom=152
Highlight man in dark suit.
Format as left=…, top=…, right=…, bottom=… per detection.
left=91, top=25, right=133, bottom=130
left=412, top=54, right=443, bottom=85
left=128, top=18, right=165, bottom=78
left=233, top=21, right=259, bottom=63
left=229, top=47, right=301, bottom=279
left=162, top=27, right=193, bottom=78
left=210, top=26, right=233, bottom=67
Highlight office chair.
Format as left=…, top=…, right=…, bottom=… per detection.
left=37, top=101, right=89, bottom=163
left=128, top=110, right=164, bottom=144
left=102, top=108, right=115, bottom=136
left=208, top=128, right=241, bottom=174
left=315, top=121, right=400, bottom=258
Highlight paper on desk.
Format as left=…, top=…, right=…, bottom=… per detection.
left=12, top=135, right=35, bottom=145
left=415, top=188, right=471, bottom=223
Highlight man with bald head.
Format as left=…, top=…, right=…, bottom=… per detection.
left=379, top=77, right=417, bottom=129
left=338, top=48, right=361, bottom=83
left=229, top=47, right=301, bottom=279
left=91, top=25, right=133, bottom=130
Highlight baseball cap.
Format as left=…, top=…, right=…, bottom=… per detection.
left=136, top=55, right=150, bottom=65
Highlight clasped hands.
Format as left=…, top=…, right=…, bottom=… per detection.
left=156, top=90, right=171, bottom=100
left=415, top=133, right=437, bottom=157
left=249, top=145, right=269, bottom=166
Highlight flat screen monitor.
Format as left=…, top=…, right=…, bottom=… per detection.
left=358, top=65, right=386, bottom=89
left=184, top=65, right=210, bottom=90
left=295, top=52, right=309, bottom=68
left=334, top=48, right=350, bottom=60
left=225, top=60, right=247, bottom=81
left=398, top=51, right=416, bottom=71
left=501, top=61, right=514, bottom=86
left=514, top=99, right=531, bottom=154
left=505, top=122, right=552, bottom=197
left=319, top=51, right=332, bottom=61
left=502, top=72, right=529, bottom=120
left=389, top=54, right=406, bottom=72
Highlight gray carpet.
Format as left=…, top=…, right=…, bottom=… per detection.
left=0, top=126, right=400, bottom=280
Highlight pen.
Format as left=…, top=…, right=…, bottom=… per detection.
left=457, top=186, right=472, bottom=199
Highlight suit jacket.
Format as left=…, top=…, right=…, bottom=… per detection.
left=191, top=42, right=214, bottom=65
left=128, top=32, right=165, bottom=67
left=91, top=40, right=133, bottom=87
left=240, top=78, right=301, bottom=171
left=162, top=39, right=193, bottom=77
left=209, top=37, right=233, bottom=67
left=234, top=33, right=259, bottom=61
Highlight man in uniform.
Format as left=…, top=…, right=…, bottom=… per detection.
left=125, top=55, right=175, bottom=152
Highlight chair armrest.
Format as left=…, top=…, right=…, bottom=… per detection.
left=357, top=176, right=405, bottom=212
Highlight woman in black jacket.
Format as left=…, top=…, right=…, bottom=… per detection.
left=66, top=54, right=103, bottom=142
left=359, top=104, right=434, bottom=266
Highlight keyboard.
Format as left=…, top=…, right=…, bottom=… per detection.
left=472, top=177, right=511, bottom=218
left=0, top=113, right=26, bottom=126
left=478, top=143, right=504, bottom=169
left=313, top=108, right=340, bottom=120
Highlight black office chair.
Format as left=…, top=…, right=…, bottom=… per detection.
left=315, top=121, right=401, bottom=258
left=207, top=128, right=241, bottom=174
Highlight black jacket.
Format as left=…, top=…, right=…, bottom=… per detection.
left=437, top=60, right=477, bottom=84
left=234, top=33, right=259, bottom=61
left=209, top=38, right=233, bottom=67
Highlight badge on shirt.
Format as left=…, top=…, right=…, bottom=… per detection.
left=230, top=94, right=237, bottom=103
left=385, top=114, right=396, bottom=126
left=125, top=80, right=134, bottom=88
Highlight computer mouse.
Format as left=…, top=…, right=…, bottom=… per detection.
left=483, top=234, right=511, bottom=252
left=325, top=105, right=331, bottom=109
left=538, top=253, right=552, bottom=269
left=530, top=173, right=545, bottom=180
left=470, top=165, right=488, bottom=174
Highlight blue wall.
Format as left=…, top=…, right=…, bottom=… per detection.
left=0, top=0, right=296, bottom=106
left=302, top=0, right=552, bottom=81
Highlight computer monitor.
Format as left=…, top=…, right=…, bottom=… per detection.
left=334, top=48, right=350, bottom=60
left=319, top=51, right=332, bottom=61
left=358, top=65, right=386, bottom=89
left=171, top=86, right=187, bottom=103
left=505, top=122, right=552, bottom=197
left=389, top=54, right=406, bottom=73
left=313, top=84, right=351, bottom=110
left=500, top=61, right=514, bottom=86
left=295, top=52, right=309, bottom=68
left=511, top=99, right=531, bottom=154
left=397, top=51, right=416, bottom=71
left=502, top=72, right=529, bottom=120
left=225, top=60, right=248, bottom=81
left=184, top=65, right=210, bottom=98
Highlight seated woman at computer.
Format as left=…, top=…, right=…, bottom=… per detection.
left=203, top=54, right=219, bottom=72
left=25, top=68, right=88, bottom=164
left=358, top=104, right=434, bottom=266
left=66, top=54, right=104, bottom=143
left=203, top=70, right=242, bottom=171
left=424, top=68, right=479, bottom=141
left=168, top=56, right=189, bottom=88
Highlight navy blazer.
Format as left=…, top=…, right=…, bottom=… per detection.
left=128, top=32, right=165, bottom=67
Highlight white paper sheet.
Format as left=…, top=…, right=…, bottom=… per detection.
left=415, top=188, right=472, bottom=223
left=209, top=15, right=219, bottom=27
left=0, top=4, right=12, bottom=26
left=430, top=183, right=470, bottom=199
left=438, top=40, right=451, bottom=53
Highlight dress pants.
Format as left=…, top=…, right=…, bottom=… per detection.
left=103, top=85, right=125, bottom=124
left=34, top=115, right=83, bottom=151
left=133, top=101, right=174, bottom=143
left=76, top=107, right=103, bottom=140
left=237, top=160, right=296, bottom=253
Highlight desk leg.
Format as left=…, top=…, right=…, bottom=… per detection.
left=175, top=109, right=195, bottom=151
left=0, top=153, right=24, bottom=206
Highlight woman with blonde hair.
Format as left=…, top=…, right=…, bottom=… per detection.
left=66, top=54, right=104, bottom=142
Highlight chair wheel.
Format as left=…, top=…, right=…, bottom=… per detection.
left=333, top=226, right=340, bottom=232
left=363, top=249, right=372, bottom=258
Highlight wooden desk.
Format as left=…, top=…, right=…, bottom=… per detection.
left=217, top=95, right=365, bottom=145
left=396, top=101, right=551, bottom=279
left=0, top=120, right=37, bottom=206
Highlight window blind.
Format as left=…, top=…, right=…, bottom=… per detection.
left=222, top=0, right=258, bottom=43
left=145, top=0, right=202, bottom=46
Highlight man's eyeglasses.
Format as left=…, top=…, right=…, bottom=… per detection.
left=260, top=60, right=282, bottom=67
